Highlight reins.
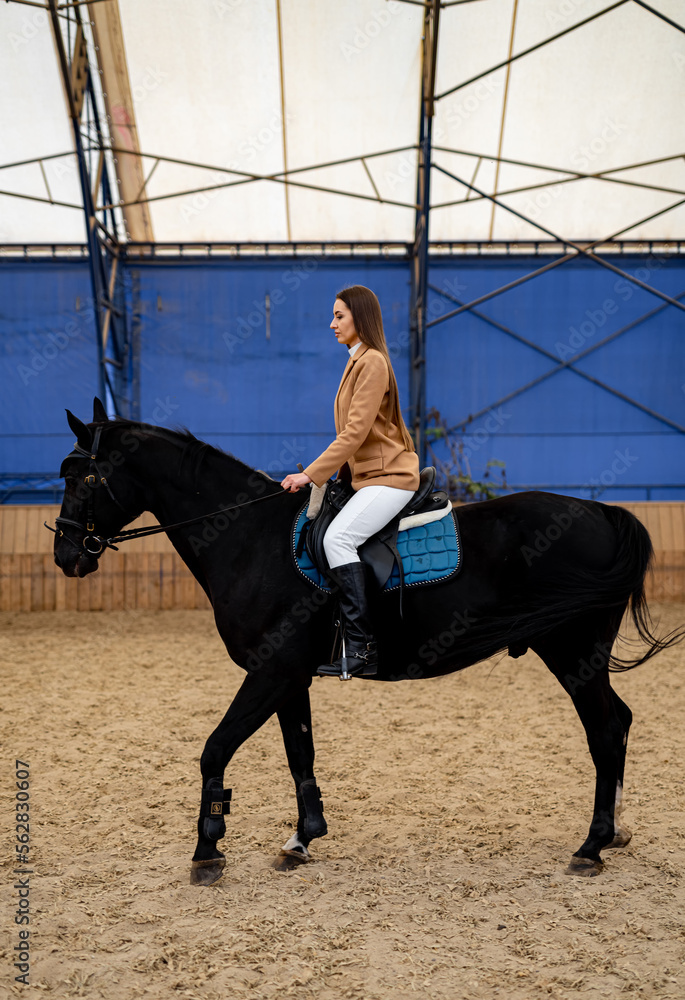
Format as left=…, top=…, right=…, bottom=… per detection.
left=105, top=489, right=287, bottom=547
left=46, top=427, right=291, bottom=557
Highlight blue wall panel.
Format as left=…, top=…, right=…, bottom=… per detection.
left=426, top=256, right=685, bottom=500
left=1, top=253, right=683, bottom=502
left=0, top=260, right=97, bottom=495
left=130, top=258, right=411, bottom=478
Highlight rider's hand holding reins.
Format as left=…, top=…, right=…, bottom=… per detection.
left=281, top=472, right=312, bottom=493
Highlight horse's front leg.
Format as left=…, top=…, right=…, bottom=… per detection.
left=274, top=683, right=327, bottom=870
left=191, top=668, right=293, bottom=885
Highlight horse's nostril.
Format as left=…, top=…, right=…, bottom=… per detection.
left=54, top=552, right=62, bottom=568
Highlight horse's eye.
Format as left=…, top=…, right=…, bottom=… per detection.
left=65, top=476, right=77, bottom=489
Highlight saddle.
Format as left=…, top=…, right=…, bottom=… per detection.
left=300, top=467, right=450, bottom=595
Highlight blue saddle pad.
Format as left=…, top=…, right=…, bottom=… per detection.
left=292, top=504, right=462, bottom=593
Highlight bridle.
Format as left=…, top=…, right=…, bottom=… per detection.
left=47, top=425, right=129, bottom=557
left=46, top=426, right=288, bottom=558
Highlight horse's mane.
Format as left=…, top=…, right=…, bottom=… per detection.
left=97, top=417, right=280, bottom=491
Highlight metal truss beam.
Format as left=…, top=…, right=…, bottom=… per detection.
left=432, top=147, right=685, bottom=183
left=630, top=0, right=685, bottom=35
left=432, top=161, right=685, bottom=314
left=436, top=0, right=627, bottom=100
left=426, top=196, right=685, bottom=331
left=429, top=281, right=685, bottom=434
left=4, top=0, right=111, bottom=9
left=97, top=144, right=419, bottom=213
left=4, top=144, right=683, bottom=223
left=0, top=188, right=80, bottom=210
left=431, top=148, right=685, bottom=209
left=100, top=172, right=417, bottom=213
left=431, top=171, right=685, bottom=211
left=2, top=239, right=683, bottom=260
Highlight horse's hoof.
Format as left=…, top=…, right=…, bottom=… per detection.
left=605, top=826, right=632, bottom=850
left=564, top=856, right=603, bottom=877
left=190, top=855, right=226, bottom=886
left=273, top=849, right=310, bottom=872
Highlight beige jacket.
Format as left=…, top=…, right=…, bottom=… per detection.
left=304, top=344, right=420, bottom=492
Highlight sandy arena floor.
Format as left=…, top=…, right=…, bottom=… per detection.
left=0, top=604, right=684, bottom=1000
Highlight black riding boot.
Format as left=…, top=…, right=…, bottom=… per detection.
left=317, top=562, right=378, bottom=679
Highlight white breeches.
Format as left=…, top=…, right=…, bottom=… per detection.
left=323, top=484, right=415, bottom=569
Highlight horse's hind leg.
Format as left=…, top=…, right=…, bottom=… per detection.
left=191, top=669, right=293, bottom=886
left=605, top=688, right=633, bottom=850
left=533, top=614, right=632, bottom=877
left=274, top=684, right=328, bottom=870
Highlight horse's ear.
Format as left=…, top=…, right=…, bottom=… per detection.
left=92, top=397, right=108, bottom=423
left=66, top=409, right=91, bottom=451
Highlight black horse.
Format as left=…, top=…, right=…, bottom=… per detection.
left=53, top=400, right=682, bottom=884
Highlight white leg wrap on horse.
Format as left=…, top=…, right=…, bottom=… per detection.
left=614, top=779, right=623, bottom=835
left=282, top=832, right=310, bottom=857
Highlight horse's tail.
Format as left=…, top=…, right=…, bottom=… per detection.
left=600, top=503, right=685, bottom=670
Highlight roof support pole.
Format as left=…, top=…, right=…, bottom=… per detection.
left=409, top=0, right=440, bottom=467
left=48, top=0, right=129, bottom=416
left=88, top=0, right=154, bottom=242
left=49, top=0, right=106, bottom=406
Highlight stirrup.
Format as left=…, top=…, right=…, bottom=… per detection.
left=317, top=642, right=378, bottom=681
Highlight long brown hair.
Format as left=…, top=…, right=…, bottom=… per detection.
left=336, top=285, right=415, bottom=453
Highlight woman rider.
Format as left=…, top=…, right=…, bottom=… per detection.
left=281, top=285, right=419, bottom=678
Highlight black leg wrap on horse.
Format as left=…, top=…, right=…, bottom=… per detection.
left=200, top=778, right=232, bottom=842
left=298, top=778, right=327, bottom=840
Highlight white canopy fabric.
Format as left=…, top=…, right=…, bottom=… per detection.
left=1, top=0, right=683, bottom=244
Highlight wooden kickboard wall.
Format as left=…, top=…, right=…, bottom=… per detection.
left=0, top=507, right=209, bottom=612
left=0, top=502, right=683, bottom=612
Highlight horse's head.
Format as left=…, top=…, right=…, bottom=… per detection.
left=53, top=397, right=146, bottom=578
